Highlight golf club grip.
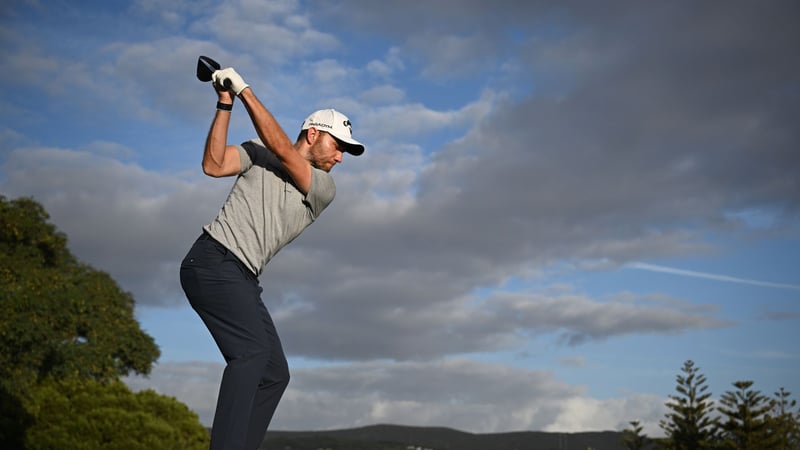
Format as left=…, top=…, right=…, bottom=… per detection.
left=223, top=78, right=232, bottom=89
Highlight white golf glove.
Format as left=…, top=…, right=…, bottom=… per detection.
left=214, top=67, right=250, bottom=95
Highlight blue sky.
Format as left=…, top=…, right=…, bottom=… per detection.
left=2, top=0, right=798, bottom=435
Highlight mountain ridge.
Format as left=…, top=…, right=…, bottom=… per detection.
left=261, top=423, right=630, bottom=449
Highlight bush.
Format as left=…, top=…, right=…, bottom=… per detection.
left=23, top=378, right=209, bottom=450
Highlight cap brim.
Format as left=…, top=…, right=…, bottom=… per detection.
left=330, top=134, right=365, bottom=156
left=344, top=142, right=365, bottom=156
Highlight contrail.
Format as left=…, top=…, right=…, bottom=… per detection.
left=627, top=262, right=800, bottom=291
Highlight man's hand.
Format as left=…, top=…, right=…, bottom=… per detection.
left=214, top=78, right=235, bottom=105
left=214, top=68, right=250, bottom=96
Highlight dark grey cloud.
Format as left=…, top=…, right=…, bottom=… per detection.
left=259, top=251, right=727, bottom=359
left=2, top=0, right=797, bottom=363
left=254, top=0, right=797, bottom=360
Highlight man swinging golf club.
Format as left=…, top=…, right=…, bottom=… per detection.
left=180, top=61, right=365, bottom=450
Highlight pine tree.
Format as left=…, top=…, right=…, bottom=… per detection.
left=766, top=387, right=800, bottom=450
left=623, top=420, right=653, bottom=450
left=717, top=380, right=773, bottom=449
left=659, top=360, right=718, bottom=449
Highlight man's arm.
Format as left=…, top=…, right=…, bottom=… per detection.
left=215, top=68, right=312, bottom=193
left=202, top=84, right=241, bottom=178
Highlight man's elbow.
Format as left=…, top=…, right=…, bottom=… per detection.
left=202, top=163, right=226, bottom=178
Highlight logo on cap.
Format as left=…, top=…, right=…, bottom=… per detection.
left=307, top=121, right=332, bottom=130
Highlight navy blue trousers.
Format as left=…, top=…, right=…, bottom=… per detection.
left=180, top=232, right=289, bottom=450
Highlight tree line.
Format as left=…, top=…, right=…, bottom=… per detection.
left=623, top=360, right=800, bottom=450
left=1, top=195, right=209, bottom=449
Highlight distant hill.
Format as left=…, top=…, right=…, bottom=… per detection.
left=260, top=424, right=629, bottom=450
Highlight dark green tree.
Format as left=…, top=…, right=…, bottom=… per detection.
left=659, top=360, right=718, bottom=449
left=766, top=388, right=800, bottom=450
left=1, top=196, right=160, bottom=388
left=0, top=195, right=208, bottom=448
left=717, top=380, right=774, bottom=449
left=24, top=378, right=208, bottom=450
left=623, top=420, right=654, bottom=450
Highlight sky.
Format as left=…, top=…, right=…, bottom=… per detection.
left=1, top=0, right=799, bottom=436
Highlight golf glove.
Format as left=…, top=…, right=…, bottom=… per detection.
left=214, top=68, right=250, bottom=95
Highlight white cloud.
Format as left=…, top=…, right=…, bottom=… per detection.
left=126, top=358, right=672, bottom=434
left=366, top=47, right=405, bottom=79
left=308, top=58, right=352, bottom=84
left=359, top=85, right=406, bottom=105
left=1, top=146, right=227, bottom=305
left=545, top=395, right=667, bottom=436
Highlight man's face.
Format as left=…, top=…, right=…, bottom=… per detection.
left=309, top=130, right=344, bottom=172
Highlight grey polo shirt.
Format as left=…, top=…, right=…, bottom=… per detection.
left=204, top=138, right=336, bottom=276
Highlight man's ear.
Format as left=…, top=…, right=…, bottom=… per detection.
left=305, top=127, right=318, bottom=145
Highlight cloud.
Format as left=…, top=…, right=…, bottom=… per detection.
left=3, top=0, right=794, bottom=353
left=3, top=0, right=799, bottom=433
left=406, top=32, right=499, bottom=79
left=365, top=47, right=405, bottom=79
left=559, top=356, right=585, bottom=368
left=255, top=261, right=726, bottom=359
left=545, top=394, right=667, bottom=436
left=126, top=358, right=667, bottom=433
left=0, top=146, right=227, bottom=306
left=487, top=291, right=727, bottom=347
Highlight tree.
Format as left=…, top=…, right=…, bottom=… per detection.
left=0, top=195, right=208, bottom=448
left=717, top=380, right=774, bottom=449
left=767, top=387, right=800, bottom=450
left=24, top=378, right=208, bottom=450
left=659, top=360, right=718, bottom=449
left=0, top=195, right=160, bottom=388
left=623, top=420, right=654, bottom=450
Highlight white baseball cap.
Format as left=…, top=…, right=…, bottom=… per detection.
left=301, top=109, right=365, bottom=156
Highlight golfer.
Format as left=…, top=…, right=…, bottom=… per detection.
left=180, top=67, right=365, bottom=450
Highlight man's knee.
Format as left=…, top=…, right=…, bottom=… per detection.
left=259, top=355, right=290, bottom=390
left=272, top=359, right=291, bottom=386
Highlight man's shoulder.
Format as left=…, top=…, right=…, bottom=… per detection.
left=311, top=166, right=335, bottom=185
left=241, top=138, right=281, bottom=168
left=309, top=167, right=336, bottom=205
left=244, top=138, right=265, bottom=148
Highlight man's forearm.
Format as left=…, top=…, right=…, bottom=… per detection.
left=237, top=88, right=312, bottom=193
left=202, top=108, right=232, bottom=175
left=237, top=88, right=294, bottom=157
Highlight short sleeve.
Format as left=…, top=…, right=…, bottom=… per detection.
left=237, top=141, right=257, bottom=173
left=305, top=168, right=336, bottom=218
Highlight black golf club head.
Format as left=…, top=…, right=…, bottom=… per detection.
left=197, top=55, right=232, bottom=89
left=197, top=56, right=220, bottom=82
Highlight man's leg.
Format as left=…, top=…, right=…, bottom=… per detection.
left=180, top=235, right=287, bottom=450
left=244, top=306, right=290, bottom=449
left=212, top=349, right=273, bottom=449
